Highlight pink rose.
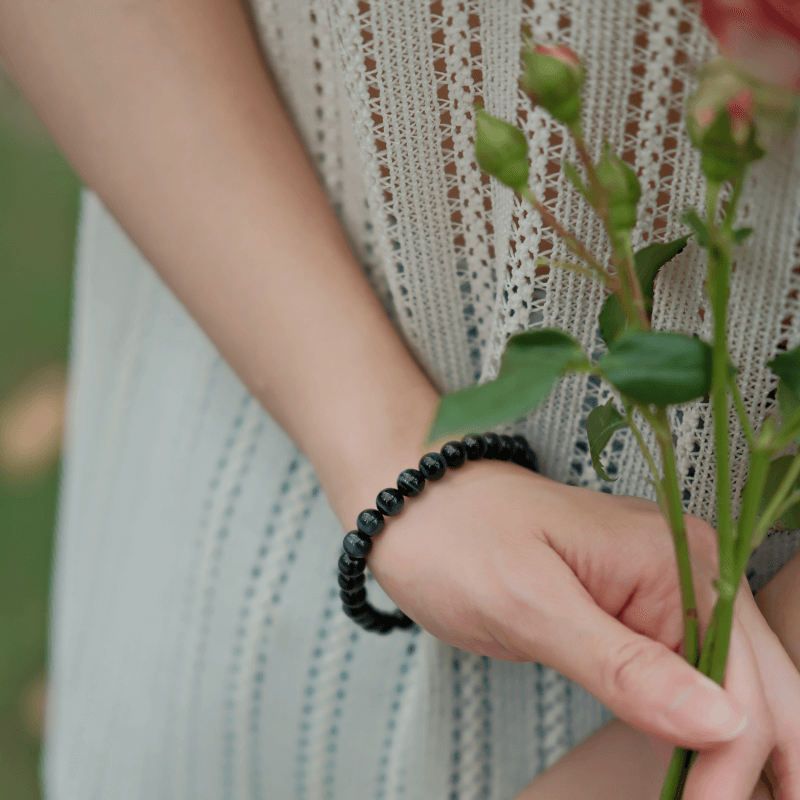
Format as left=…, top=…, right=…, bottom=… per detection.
left=700, top=0, right=800, bottom=91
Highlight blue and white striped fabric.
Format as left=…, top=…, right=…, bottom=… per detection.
left=43, top=0, right=800, bottom=796
left=43, top=189, right=616, bottom=799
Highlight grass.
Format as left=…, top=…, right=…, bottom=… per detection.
left=0, top=72, right=81, bottom=799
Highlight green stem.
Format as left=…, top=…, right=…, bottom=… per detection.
left=662, top=176, right=747, bottom=799
left=728, top=373, right=756, bottom=452
left=534, top=257, right=610, bottom=286
left=520, top=187, right=610, bottom=280
left=744, top=451, right=800, bottom=573
left=626, top=412, right=662, bottom=483
left=569, top=126, right=649, bottom=329
left=652, top=407, right=700, bottom=668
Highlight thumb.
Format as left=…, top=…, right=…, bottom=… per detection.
left=540, top=590, right=749, bottom=750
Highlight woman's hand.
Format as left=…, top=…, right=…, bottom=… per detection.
left=364, top=459, right=800, bottom=800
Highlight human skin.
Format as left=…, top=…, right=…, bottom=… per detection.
left=0, top=2, right=797, bottom=798
left=511, top=547, right=800, bottom=800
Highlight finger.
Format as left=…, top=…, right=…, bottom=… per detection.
left=738, top=575, right=800, bottom=800
left=495, top=546, right=750, bottom=751
left=681, top=603, right=774, bottom=800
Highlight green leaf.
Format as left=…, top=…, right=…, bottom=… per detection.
left=768, top=345, right=800, bottom=395
left=732, top=227, right=753, bottom=244
left=758, top=455, right=800, bottom=534
left=777, top=379, right=800, bottom=446
left=598, top=331, right=713, bottom=405
left=563, top=160, right=589, bottom=200
left=426, top=329, right=590, bottom=445
left=599, top=235, right=691, bottom=346
left=585, top=398, right=627, bottom=482
left=680, top=207, right=710, bottom=247
left=498, top=328, right=589, bottom=378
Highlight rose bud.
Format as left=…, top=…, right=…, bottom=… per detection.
left=520, top=43, right=585, bottom=128
left=593, top=142, right=641, bottom=234
left=473, top=107, right=529, bottom=191
left=686, top=65, right=766, bottom=183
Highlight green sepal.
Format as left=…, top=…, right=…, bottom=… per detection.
left=594, top=141, right=641, bottom=234
left=598, top=235, right=691, bottom=346
left=598, top=331, right=713, bottom=406
left=686, top=105, right=766, bottom=185
left=426, top=329, right=589, bottom=445
left=680, top=207, right=710, bottom=247
left=520, top=49, right=584, bottom=127
left=473, top=106, right=530, bottom=192
left=757, top=455, right=800, bottom=541
left=563, top=160, right=590, bottom=200
left=732, top=227, right=754, bottom=244
left=585, top=398, right=627, bottom=482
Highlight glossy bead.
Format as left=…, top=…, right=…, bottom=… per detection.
left=340, top=587, right=367, bottom=607
left=397, top=468, right=425, bottom=497
left=343, top=530, right=372, bottom=558
left=351, top=603, right=380, bottom=624
left=441, top=440, right=467, bottom=468
left=419, top=451, right=447, bottom=480
left=462, top=434, right=487, bottom=460
left=525, top=448, right=539, bottom=473
left=393, top=611, right=415, bottom=629
left=509, top=436, right=528, bottom=465
left=338, top=572, right=366, bottom=591
left=342, top=602, right=372, bottom=621
left=357, top=509, right=385, bottom=537
left=481, top=433, right=501, bottom=458
left=372, top=612, right=397, bottom=634
left=376, top=487, right=404, bottom=516
left=497, top=434, right=515, bottom=461
left=512, top=434, right=530, bottom=451
left=359, top=609, right=387, bottom=631
left=338, top=552, right=365, bottom=576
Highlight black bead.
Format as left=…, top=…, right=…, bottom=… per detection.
left=351, top=603, right=380, bottom=625
left=419, top=451, right=447, bottom=480
left=357, top=509, right=385, bottom=537
left=509, top=436, right=528, bottom=465
left=393, top=611, right=415, bottom=629
left=340, top=587, right=367, bottom=607
left=441, top=440, right=467, bottom=468
left=525, top=448, right=539, bottom=473
left=397, top=468, right=425, bottom=497
left=481, top=433, right=501, bottom=458
left=359, top=610, right=387, bottom=631
left=342, top=602, right=372, bottom=621
left=338, top=572, right=366, bottom=591
left=497, top=435, right=515, bottom=460
left=376, top=487, right=404, bottom=516
left=372, top=612, right=397, bottom=634
left=512, top=434, right=530, bottom=451
left=462, top=434, right=487, bottom=460
left=343, top=530, right=372, bottom=558
left=338, top=552, right=366, bottom=576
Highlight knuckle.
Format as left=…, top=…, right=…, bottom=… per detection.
left=603, top=638, right=666, bottom=699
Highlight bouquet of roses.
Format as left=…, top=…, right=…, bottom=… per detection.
left=423, top=3, right=800, bottom=798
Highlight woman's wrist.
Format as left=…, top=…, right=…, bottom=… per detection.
left=308, top=382, right=442, bottom=532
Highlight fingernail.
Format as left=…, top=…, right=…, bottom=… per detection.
left=669, top=677, right=748, bottom=739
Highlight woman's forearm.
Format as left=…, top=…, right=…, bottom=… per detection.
left=0, top=0, right=439, bottom=527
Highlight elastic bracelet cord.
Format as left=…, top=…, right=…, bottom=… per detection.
left=337, top=432, right=540, bottom=635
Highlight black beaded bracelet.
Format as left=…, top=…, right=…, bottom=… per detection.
left=337, top=432, right=539, bottom=634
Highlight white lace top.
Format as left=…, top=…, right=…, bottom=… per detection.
left=247, top=0, right=800, bottom=530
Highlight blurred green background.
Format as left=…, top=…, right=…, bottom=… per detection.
left=0, top=67, right=81, bottom=800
